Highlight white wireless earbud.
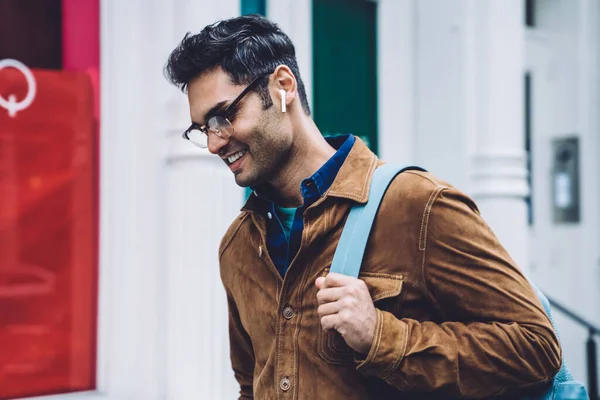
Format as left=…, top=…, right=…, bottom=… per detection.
left=279, top=89, right=287, bottom=113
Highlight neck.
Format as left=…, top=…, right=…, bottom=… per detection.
left=268, top=118, right=335, bottom=208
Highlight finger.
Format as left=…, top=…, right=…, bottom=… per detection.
left=315, top=276, right=325, bottom=289
left=323, top=272, right=357, bottom=288
left=316, top=287, right=345, bottom=305
left=320, top=314, right=339, bottom=332
left=317, top=300, right=341, bottom=318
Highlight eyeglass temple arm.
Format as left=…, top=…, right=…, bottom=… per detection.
left=223, top=73, right=269, bottom=116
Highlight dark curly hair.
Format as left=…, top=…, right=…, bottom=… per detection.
left=165, top=14, right=311, bottom=115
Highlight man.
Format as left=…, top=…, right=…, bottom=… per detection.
left=165, top=14, right=561, bottom=399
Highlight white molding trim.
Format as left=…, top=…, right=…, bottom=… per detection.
left=466, top=0, right=528, bottom=200
left=165, top=129, right=225, bottom=164
left=470, top=150, right=529, bottom=198
left=166, top=147, right=222, bottom=164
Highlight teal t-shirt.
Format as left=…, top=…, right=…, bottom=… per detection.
left=275, top=206, right=297, bottom=242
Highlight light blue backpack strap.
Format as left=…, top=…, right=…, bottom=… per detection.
left=553, top=382, right=590, bottom=400
left=330, top=163, right=425, bottom=278
left=531, top=283, right=574, bottom=382
left=524, top=283, right=590, bottom=400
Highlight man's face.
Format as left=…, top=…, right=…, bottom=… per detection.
left=187, top=68, right=292, bottom=188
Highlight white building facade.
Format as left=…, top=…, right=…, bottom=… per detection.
left=10, top=0, right=599, bottom=399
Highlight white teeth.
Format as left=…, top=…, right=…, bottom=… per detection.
left=227, top=150, right=246, bottom=164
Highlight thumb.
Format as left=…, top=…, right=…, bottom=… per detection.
left=315, top=277, right=326, bottom=289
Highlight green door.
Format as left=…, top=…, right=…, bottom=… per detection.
left=313, top=0, right=378, bottom=154
left=241, top=0, right=265, bottom=15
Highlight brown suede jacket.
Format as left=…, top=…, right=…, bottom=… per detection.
left=219, top=138, right=561, bottom=399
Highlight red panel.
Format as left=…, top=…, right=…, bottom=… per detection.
left=62, top=0, right=100, bottom=120
left=62, top=0, right=100, bottom=70
left=0, top=69, right=98, bottom=399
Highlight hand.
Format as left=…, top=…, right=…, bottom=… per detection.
left=315, top=272, right=377, bottom=355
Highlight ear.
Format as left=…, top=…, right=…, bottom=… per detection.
left=270, top=65, right=297, bottom=111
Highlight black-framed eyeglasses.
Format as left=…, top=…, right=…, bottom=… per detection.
left=182, top=71, right=272, bottom=148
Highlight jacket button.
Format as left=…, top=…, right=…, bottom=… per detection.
left=280, top=377, right=291, bottom=391
left=283, top=307, right=295, bottom=320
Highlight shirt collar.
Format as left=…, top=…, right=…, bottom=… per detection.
left=300, top=134, right=355, bottom=200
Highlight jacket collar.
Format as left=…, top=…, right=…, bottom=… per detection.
left=325, top=136, right=378, bottom=204
left=242, top=136, right=378, bottom=212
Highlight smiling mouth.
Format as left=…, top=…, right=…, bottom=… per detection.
left=225, top=149, right=248, bottom=165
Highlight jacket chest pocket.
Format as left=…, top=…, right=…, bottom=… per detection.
left=317, top=271, right=404, bottom=365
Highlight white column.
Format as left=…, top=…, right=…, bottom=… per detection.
left=164, top=143, right=242, bottom=400
left=99, top=0, right=170, bottom=397
left=161, top=1, right=242, bottom=399
left=414, top=0, right=471, bottom=192
left=467, top=0, right=529, bottom=271
left=377, top=0, right=417, bottom=163
left=100, top=0, right=242, bottom=399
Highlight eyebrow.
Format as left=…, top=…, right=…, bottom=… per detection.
left=195, top=100, right=230, bottom=126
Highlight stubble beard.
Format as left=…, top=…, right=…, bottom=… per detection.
left=233, top=130, right=291, bottom=189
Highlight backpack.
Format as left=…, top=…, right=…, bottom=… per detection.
left=330, top=163, right=589, bottom=400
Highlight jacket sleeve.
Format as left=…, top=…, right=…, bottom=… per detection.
left=226, top=289, right=255, bottom=399
left=355, top=187, right=562, bottom=398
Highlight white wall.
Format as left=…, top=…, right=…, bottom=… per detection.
left=267, top=0, right=313, bottom=109
left=377, top=0, right=417, bottom=165
left=413, top=0, right=471, bottom=192
left=526, top=0, right=600, bottom=384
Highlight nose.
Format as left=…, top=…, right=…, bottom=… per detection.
left=207, top=132, right=229, bottom=155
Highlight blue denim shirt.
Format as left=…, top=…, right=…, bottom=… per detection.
left=253, top=134, right=355, bottom=277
